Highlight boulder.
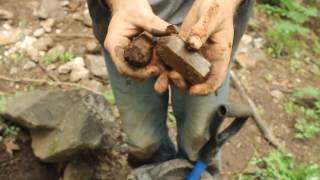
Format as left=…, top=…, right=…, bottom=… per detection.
left=2, top=91, right=64, bottom=129
left=2, top=90, right=118, bottom=162
left=85, top=55, right=108, bottom=79
left=30, top=90, right=117, bottom=162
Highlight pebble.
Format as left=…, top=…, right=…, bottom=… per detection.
left=70, top=67, right=89, bottom=82
left=270, top=90, right=285, bottom=100
left=10, top=67, right=18, bottom=75
left=85, top=40, right=100, bottom=53
left=241, top=34, right=253, bottom=45
left=40, top=18, right=55, bottom=33
left=33, top=28, right=45, bottom=38
left=22, top=59, right=37, bottom=70
left=253, top=37, right=265, bottom=49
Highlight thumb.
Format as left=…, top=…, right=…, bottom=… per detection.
left=135, top=14, right=171, bottom=36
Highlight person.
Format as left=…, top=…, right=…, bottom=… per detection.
left=87, top=0, right=255, bottom=176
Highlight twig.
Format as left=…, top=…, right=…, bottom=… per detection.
left=36, top=61, right=61, bottom=84
left=230, top=70, right=285, bottom=152
left=0, top=75, right=103, bottom=96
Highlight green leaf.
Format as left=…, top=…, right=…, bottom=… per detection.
left=103, top=89, right=116, bottom=105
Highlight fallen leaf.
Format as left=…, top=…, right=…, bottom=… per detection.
left=4, top=138, right=20, bottom=156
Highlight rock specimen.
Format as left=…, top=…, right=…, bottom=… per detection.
left=124, top=32, right=155, bottom=68
left=156, top=35, right=211, bottom=84
left=124, top=33, right=211, bottom=85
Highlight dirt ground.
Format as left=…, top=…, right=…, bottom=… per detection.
left=0, top=0, right=319, bottom=179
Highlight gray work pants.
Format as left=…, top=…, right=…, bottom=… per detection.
left=100, top=0, right=255, bottom=168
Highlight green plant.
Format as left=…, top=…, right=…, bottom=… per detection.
left=258, top=0, right=318, bottom=57
left=103, top=89, right=116, bottom=105
left=285, top=87, right=320, bottom=139
left=239, top=151, right=320, bottom=180
left=43, top=52, right=74, bottom=65
left=0, top=117, right=20, bottom=139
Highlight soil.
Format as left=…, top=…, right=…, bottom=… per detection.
left=0, top=0, right=319, bottom=180
left=0, top=130, right=59, bottom=180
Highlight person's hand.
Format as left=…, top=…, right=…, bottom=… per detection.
left=104, top=0, right=170, bottom=79
left=166, top=0, right=242, bottom=96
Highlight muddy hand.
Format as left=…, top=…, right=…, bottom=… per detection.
left=176, top=0, right=243, bottom=96
left=104, top=0, right=171, bottom=79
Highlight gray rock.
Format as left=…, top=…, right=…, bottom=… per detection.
left=270, top=90, right=284, bottom=100
left=81, top=80, right=105, bottom=93
left=241, top=34, right=253, bottom=45
left=253, top=37, right=265, bottom=49
left=85, top=55, right=108, bottom=79
left=22, top=59, right=37, bottom=70
left=2, top=91, right=70, bottom=129
left=82, top=10, right=92, bottom=27
left=58, top=57, right=90, bottom=82
left=63, top=157, right=95, bottom=180
left=30, top=90, right=117, bottom=162
left=35, top=0, right=66, bottom=20
left=70, top=67, right=90, bottom=82
left=1, top=90, right=118, bottom=162
left=236, top=48, right=267, bottom=69
left=9, top=67, right=18, bottom=75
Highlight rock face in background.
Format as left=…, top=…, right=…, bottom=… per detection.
left=1, top=90, right=119, bottom=163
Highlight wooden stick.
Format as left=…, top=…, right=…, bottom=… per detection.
left=0, top=75, right=103, bottom=96
left=230, top=70, right=285, bottom=152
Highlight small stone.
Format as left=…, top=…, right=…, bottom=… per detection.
left=70, top=67, right=89, bottom=82
left=82, top=10, right=92, bottom=27
left=40, top=18, right=55, bottom=33
left=58, top=57, right=85, bottom=74
left=86, top=40, right=100, bottom=53
left=48, top=44, right=65, bottom=54
left=72, top=12, right=83, bottom=21
left=85, top=55, right=108, bottom=79
left=236, top=48, right=267, bottom=69
left=241, top=34, right=253, bottom=45
left=10, top=67, right=18, bottom=75
left=34, top=0, right=66, bottom=20
left=32, top=37, right=53, bottom=51
left=253, top=37, right=265, bottom=49
left=33, top=28, right=45, bottom=38
left=0, top=29, right=18, bottom=45
left=47, top=64, right=57, bottom=71
left=270, top=90, right=284, bottom=100
left=0, top=9, right=14, bottom=20
left=22, top=59, right=36, bottom=70
left=26, top=47, right=40, bottom=62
